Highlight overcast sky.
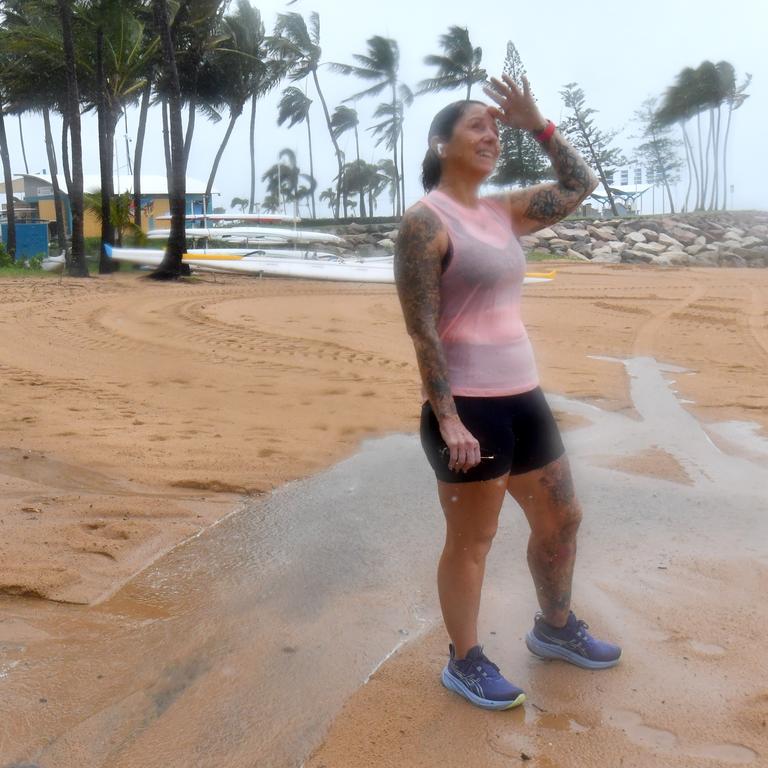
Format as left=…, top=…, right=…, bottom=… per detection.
left=8, top=0, right=767, bottom=215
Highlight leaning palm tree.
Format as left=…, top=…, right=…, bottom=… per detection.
left=332, top=35, right=404, bottom=215
left=417, top=26, right=486, bottom=100
left=277, top=86, right=316, bottom=217
left=319, top=185, right=337, bottom=216
left=271, top=11, right=344, bottom=217
left=717, top=62, right=750, bottom=210
left=205, top=1, right=282, bottom=218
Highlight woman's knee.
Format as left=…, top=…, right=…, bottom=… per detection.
left=444, top=523, right=498, bottom=561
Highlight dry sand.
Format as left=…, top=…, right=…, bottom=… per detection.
left=1, top=264, right=767, bottom=765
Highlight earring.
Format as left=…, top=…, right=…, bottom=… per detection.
left=437, top=144, right=445, bottom=157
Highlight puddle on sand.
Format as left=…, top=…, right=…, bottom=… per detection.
left=609, top=710, right=758, bottom=764
left=685, top=743, right=759, bottom=764
left=610, top=709, right=679, bottom=750
left=528, top=710, right=589, bottom=733
left=689, top=640, right=726, bottom=657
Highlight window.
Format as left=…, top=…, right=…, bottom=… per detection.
left=620, top=170, right=629, bottom=185
left=634, top=168, right=642, bottom=185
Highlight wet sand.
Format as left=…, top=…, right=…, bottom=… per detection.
left=1, top=265, right=767, bottom=766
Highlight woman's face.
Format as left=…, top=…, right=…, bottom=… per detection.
left=441, top=104, right=500, bottom=179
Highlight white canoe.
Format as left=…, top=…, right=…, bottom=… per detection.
left=106, top=246, right=553, bottom=286
left=155, top=213, right=301, bottom=224
left=146, top=226, right=343, bottom=245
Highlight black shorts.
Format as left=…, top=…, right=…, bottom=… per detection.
left=420, top=387, right=565, bottom=483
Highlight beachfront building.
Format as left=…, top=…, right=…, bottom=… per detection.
left=0, top=174, right=217, bottom=241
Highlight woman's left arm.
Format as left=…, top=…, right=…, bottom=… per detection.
left=484, top=75, right=598, bottom=236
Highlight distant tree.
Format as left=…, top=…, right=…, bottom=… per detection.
left=331, top=105, right=364, bottom=215
left=319, top=185, right=337, bottom=216
left=656, top=61, right=750, bottom=211
left=271, top=11, right=344, bottom=217
left=560, top=82, right=627, bottom=215
left=417, top=26, right=486, bottom=100
left=205, top=2, right=282, bottom=218
left=332, top=36, right=405, bottom=215
left=261, top=147, right=314, bottom=216
left=632, top=97, right=684, bottom=213
left=375, top=157, right=397, bottom=216
left=231, top=196, right=249, bottom=212
left=716, top=62, right=750, bottom=209
left=491, top=42, right=548, bottom=188
left=277, top=86, right=316, bottom=217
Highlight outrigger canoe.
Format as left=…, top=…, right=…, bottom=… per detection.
left=106, top=245, right=555, bottom=286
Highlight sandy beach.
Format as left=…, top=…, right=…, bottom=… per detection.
left=1, top=264, right=767, bottom=766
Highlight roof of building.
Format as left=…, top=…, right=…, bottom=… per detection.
left=15, top=174, right=217, bottom=197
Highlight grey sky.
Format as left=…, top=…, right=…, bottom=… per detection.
left=8, top=0, right=767, bottom=214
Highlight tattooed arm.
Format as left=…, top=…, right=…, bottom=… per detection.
left=394, top=204, right=481, bottom=472
left=484, top=75, right=598, bottom=236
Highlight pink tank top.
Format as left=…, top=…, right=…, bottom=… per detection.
left=420, top=189, right=539, bottom=397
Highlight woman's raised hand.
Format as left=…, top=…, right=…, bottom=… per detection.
left=483, top=74, right=546, bottom=133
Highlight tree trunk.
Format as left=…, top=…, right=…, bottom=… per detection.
left=709, top=106, right=720, bottom=211
left=42, top=108, right=68, bottom=255
left=183, top=94, right=197, bottom=171
left=399, top=129, right=405, bottom=215
left=695, top=111, right=705, bottom=209
left=151, top=0, right=188, bottom=279
left=249, top=92, right=257, bottom=213
left=61, top=114, right=72, bottom=193
left=96, top=26, right=117, bottom=273
left=206, top=108, right=241, bottom=210
left=0, top=105, right=16, bottom=261
left=306, top=117, right=316, bottom=219
left=17, top=114, right=29, bottom=175
left=162, top=98, right=173, bottom=195
left=58, top=0, right=88, bottom=276
left=680, top=123, right=697, bottom=213
left=311, top=67, right=343, bottom=218
left=133, top=78, right=152, bottom=230
left=353, top=124, right=365, bottom=218
left=721, top=102, right=734, bottom=210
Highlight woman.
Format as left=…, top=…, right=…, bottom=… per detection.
left=394, top=75, right=621, bottom=711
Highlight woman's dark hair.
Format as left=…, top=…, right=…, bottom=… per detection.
left=421, top=100, right=487, bottom=192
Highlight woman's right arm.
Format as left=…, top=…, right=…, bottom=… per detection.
left=394, top=203, right=480, bottom=472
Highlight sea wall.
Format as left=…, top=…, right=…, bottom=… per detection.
left=330, top=211, right=768, bottom=267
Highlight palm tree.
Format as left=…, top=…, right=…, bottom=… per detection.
left=375, top=158, right=397, bottom=217
left=150, top=0, right=187, bottom=278
left=57, top=0, right=88, bottom=276
left=1, top=0, right=72, bottom=257
left=271, top=11, right=344, bottom=217
left=204, top=1, right=282, bottom=218
left=319, top=185, right=337, bottom=216
left=81, top=0, right=157, bottom=272
left=231, top=196, right=248, bottom=212
left=277, top=86, right=316, bottom=218
left=332, top=35, right=404, bottom=215
left=717, top=63, right=750, bottom=210
left=261, top=148, right=314, bottom=217
left=417, top=26, right=486, bottom=100
left=0, top=101, right=16, bottom=261
left=330, top=105, right=363, bottom=215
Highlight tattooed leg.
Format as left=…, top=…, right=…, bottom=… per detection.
left=507, top=457, right=583, bottom=627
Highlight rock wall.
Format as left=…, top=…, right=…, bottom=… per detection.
left=332, top=211, right=768, bottom=267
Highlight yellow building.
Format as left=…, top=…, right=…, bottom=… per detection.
left=2, top=174, right=216, bottom=239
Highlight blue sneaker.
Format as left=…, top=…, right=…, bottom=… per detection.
left=526, top=612, right=621, bottom=669
left=441, top=644, right=526, bottom=710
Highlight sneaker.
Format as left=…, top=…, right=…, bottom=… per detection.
left=441, top=644, right=526, bottom=710
left=526, top=612, right=621, bottom=669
